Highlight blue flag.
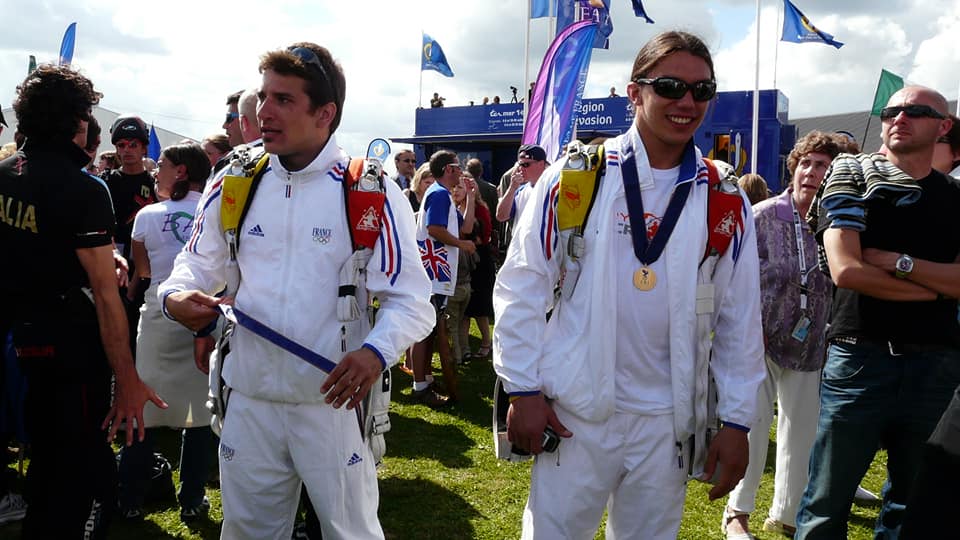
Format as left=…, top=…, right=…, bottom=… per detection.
left=147, top=125, right=161, bottom=161
left=421, top=33, right=454, bottom=77
left=522, top=20, right=598, bottom=162
left=531, top=0, right=556, bottom=18
left=632, top=0, right=654, bottom=23
left=59, top=22, right=77, bottom=66
left=781, top=0, right=843, bottom=49
left=557, top=0, right=612, bottom=49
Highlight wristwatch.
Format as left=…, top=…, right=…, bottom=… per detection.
left=895, top=253, right=914, bottom=279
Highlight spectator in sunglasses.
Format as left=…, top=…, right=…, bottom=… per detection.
left=210, top=89, right=264, bottom=175
left=493, top=30, right=764, bottom=540
left=223, top=90, right=243, bottom=147
left=495, top=144, right=547, bottom=223
left=392, top=149, right=417, bottom=189
left=798, top=86, right=960, bottom=538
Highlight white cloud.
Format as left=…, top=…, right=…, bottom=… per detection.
left=2, top=0, right=957, bottom=170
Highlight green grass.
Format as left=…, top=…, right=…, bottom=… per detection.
left=0, top=326, right=887, bottom=539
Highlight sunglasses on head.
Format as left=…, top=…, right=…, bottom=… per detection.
left=288, top=46, right=337, bottom=104
left=633, top=76, right=717, bottom=102
left=879, top=104, right=945, bottom=120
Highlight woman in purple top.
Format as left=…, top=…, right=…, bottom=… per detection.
left=723, top=132, right=840, bottom=539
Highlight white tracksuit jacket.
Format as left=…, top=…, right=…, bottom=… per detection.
left=159, top=136, right=435, bottom=403
left=493, top=127, right=765, bottom=475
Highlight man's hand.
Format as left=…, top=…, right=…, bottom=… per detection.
left=194, top=335, right=216, bottom=374
left=507, top=394, right=572, bottom=455
left=113, top=251, right=129, bottom=288
left=510, top=166, right=526, bottom=189
left=103, top=371, right=167, bottom=446
left=862, top=248, right=898, bottom=274
left=164, top=290, right=223, bottom=331
left=459, top=239, right=477, bottom=255
left=321, top=347, right=382, bottom=410
left=701, top=426, right=749, bottom=500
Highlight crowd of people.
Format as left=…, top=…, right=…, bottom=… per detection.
left=0, top=28, right=958, bottom=540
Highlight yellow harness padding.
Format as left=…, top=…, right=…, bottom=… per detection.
left=221, top=153, right=271, bottom=233
left=557, top=144, right=604, bottom=232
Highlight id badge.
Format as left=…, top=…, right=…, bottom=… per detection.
left=791, top=315, right=812, bottom=342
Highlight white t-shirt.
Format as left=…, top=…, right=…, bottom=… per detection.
left=613, top=165, right=680, bottom=415
left=131, top=191, right=202, bottom=284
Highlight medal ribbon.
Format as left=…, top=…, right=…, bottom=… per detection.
left=620, top=140, right=698, bottom=266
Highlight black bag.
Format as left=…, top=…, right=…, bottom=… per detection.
left=145, top=452, right=176, bottom=504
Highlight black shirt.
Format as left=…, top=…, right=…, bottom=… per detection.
left=0, top=141, right=116, bottom=320
left=102, top=168, right=156, bottom=258
left=825, top=169, right=960, bottom=344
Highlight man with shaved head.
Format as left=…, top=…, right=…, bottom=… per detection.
left=798, top=86, right=960, bottom=538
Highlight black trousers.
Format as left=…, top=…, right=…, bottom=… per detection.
left=18, top=346, right=116, bottom=539
left=900, top=383, right=960, bottom=539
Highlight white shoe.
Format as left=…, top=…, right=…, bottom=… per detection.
left=0, top=493, right=27, bottom=525
left=855, top=485, right=881, bottom=502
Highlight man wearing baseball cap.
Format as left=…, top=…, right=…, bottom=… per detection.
left=496, top=144, right=547, bottom=224
left=104, top=115, right=157, bottom=264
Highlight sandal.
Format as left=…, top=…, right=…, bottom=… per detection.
left=475, top=344, right=491, bottom=359
left=721, top=507, right=756, bottom=540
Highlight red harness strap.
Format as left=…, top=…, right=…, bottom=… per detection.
left=344, top=158, right=386, bottom=251
left=702, top=158, right=744, bottom=262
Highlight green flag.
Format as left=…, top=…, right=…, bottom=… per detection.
left=870, top=69, right=904, bottom=115
left=28, top=55, right=36, bottom=75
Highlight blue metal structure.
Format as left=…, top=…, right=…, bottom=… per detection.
left=392, top=90, right=796, bottom=192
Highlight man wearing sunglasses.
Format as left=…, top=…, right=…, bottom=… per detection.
left=392, top=149, right=416, bottom=189
left=797, top=86, right=960, bottom=539
left=160, top=42, right=434, bottom=539
left=493, top=31, right=764, bottom=539
left=496, top=144, right=547, bottom=224
left=223, top=90, right=243, bottom=148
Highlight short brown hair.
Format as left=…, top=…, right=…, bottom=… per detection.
left=943, top=114, right=960, bottom=155
left=787, top=131, right=842, bottom=177
left=202, top=133, right=232, bottom=154
left=259, top=42, right=346, bottom=133
left=631, top=31, right=715, bottom=82
left=738, top=173, right=769, bottom=205
left=428, top=150, right=458, bottom=179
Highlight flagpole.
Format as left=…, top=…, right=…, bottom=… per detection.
left=524, top=1, right=532, bottom=121
left=751, top=0, right=761, bottom=174
left=863, top=71, right=883, bottom=146
left=418, top=31, right=424, bottom=109
left=773, top=0, right=782, bottom=89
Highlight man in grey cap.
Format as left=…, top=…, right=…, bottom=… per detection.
left=496, top=144, right=547, bottom=224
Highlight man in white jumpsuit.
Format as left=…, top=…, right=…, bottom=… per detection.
left=159, top=42, right=434, bottom=540
left=493, top=30, right=766, bottom=540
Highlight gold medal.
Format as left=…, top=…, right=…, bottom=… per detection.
left=633, top=266, right=656, bottom=291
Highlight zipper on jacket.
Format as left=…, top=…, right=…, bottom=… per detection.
left=676, top=442, right=683, bottom=470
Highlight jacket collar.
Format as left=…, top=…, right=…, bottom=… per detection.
left=772, top=189, right=795, bottom=222
left=268, top=134, right=347, bottom=181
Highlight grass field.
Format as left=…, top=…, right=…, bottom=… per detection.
left=0, top=330, right=887, bottom=539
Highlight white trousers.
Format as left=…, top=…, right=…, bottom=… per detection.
left=726, top=355, right=821, bottom=527
left=522, top=405, right=688, bottom=540
left=219, top=391, right=383, bottom=540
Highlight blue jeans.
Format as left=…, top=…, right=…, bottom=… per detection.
left=118, top=426, right=217, bottom=510
left=795, top=340, right=960, bottom=540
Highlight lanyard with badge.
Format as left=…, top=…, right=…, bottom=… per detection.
left=620, top=140, right=696, bottom=291
left=790, top=196, right=812, bottom=342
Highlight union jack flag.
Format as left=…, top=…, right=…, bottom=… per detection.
left=418, top=239, right=451, bottom=282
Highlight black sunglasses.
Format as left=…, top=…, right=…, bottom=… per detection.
left=634, top=76, right=717, bottom=102
left=224, top=112, right=239, bottom=124
left=288, top=46, right=338, bottom=105
left=518, top=162, right=532, bottom=168
left=879, top=104, right=945, bottom=120
left=398, top=158, right=416, bottom=163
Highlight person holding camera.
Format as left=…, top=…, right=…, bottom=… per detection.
left=430, top=92, right=445, bottom=108
left=493, top=31, right=764, bottom=539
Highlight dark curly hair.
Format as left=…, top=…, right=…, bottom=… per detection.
left=787, top=131, right=842, bottom=177
left=163, top=143, right=212, bottom=201
left=14, top=64, right=102, bottom=145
